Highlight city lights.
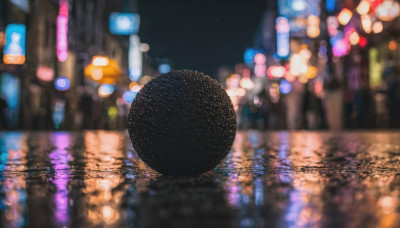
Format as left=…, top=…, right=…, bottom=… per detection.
left=57, top=0, right=68, bottom=63
left=267, top=66, right=286, bottom=78
left=123, top=90, right=136, bottom=103
left=276, top=17, right=290, bottom=58
left=361, top=15, right=373, bottom=33
left=279, top=79, right=292, bottom=94
left=388, top=40, right=398, bottom=50
left=36, top=66, right=55, bottom=82
left=92, top=56, right=110, bottom=66
left=3, top=24, right=26, bottom=65
left=244, top=48, right=257, bottom=64
left=129, top=35, right=142, bottom=81
left=372, top=21, right=383, bottom=33
left=337, top=8, right=353, bottom=25
left=375, top=0, right=400, bottom=21
left=55, top=76, right=70, bottom=91
left=307, top=15, right=320, bottom=38
left=327, top=16, right=339, bottom=36
left=356, top=1, right=371, bottom=15
left=291, top=0, right=307, bottom=12
left=239, top=76, right=254, bottom=90
left=349, top=31, right=360, bottom=45
left=98, top=84, right=114, bottom=98
left=109, top=13, right=140, bottom=35
left=332, top=38, right=350, bottom=57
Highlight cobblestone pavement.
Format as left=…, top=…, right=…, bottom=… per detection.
left=0, top=131, right=400, bottom=227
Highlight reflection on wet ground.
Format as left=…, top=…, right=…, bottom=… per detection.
left=0, top=131, right=400, bottom=227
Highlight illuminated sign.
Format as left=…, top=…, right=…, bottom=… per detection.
left=57, top=0, right=68, bottom=62
left=276, top=17, right=290, bottom=58
left=3, top=24, right=26, bottom=65
left=109, top=13, right=140, bottom=35
left=57, top=15, right=68, bottom=62
left=129, top=35, right=142, bottom=81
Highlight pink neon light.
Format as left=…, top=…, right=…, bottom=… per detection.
left=57, top=15, right=68, bottom=62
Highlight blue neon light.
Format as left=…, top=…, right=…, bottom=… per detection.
left=4, top=24, right=26, bottom=56
left=109, top=13, right=140, bottom=35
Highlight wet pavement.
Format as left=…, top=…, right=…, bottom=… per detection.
left=0, top=131, right=400, bottom=228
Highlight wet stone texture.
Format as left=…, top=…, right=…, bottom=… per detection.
left=0, top=131, right=400, bottom=228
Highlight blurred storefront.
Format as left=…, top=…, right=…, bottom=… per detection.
left=0, top=0, right=155, bottom=130
left=223, top=0, right=400, bottom=130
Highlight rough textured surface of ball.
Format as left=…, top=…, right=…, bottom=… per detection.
left=128, top=70, right=237, bottom=176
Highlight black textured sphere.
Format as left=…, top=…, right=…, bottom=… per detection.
left=128, top=70, right=237, bottom=176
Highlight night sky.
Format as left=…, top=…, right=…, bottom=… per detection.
left=138, top=0, right=267, bottom=77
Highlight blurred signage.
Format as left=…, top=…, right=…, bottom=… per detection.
left=129, top=35, right=142, bottom=81
left=57, top=0, right=68, bottom=62
left=276, top=17, right=290, bottom=58
left=109, top=13, right=140, bottom=35
left=3, top=24, right=26, bottom=65
left=36, top=66, right=55, bottom=82
left=10, top=0, right=30, bottom=13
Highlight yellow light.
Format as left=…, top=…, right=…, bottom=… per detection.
left=388, top=40, right=398, bottom=51
left=349, top=32, right=360, bottom=45
left=3, top=54, right=25, bottom=65
left=338, top=8, right=353, bottom=25
left=305, top=66, right=318, bottom=79
left=372, top=21, right=383, bottom=34
left=92, top=56, right=109, bottom=66
left=361, top=15, right=372, bottom=33
left=356, top=1, right=370, bottom=15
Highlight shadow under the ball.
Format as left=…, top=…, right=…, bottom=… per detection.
left=134, top=174, right=237, bottom=228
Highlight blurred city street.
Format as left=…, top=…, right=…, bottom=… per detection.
left=0, top=131, right=400, bottom=227
left=1, top=0, right=400, bottom=227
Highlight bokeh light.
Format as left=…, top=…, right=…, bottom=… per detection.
left=54, top=76, right=70, bottom=91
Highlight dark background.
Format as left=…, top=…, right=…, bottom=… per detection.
left=138, top=0, right=267, bottom=76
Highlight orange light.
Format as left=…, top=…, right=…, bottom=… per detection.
left=372, top=21, right=383, bottom=33
left=388, top=40, right=398, bottom=51
left=349, top=32, right=360, bottom=45
left=338, top=8, right=353, bottom=25
left=305, top=66, right=318, bottom=79
left=3, top=54, right=25, bottom=65
left=356, top=1, right=370, bottom=15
